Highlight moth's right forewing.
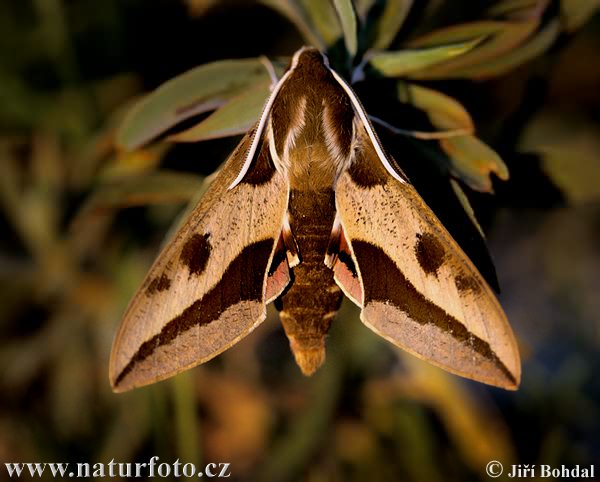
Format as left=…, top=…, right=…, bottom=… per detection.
left=334, top=124, right=520, bottom=390
left=109, top=130, right=290, bottom=392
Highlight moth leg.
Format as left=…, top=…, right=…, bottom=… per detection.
left=324, top=214, right=342, bottom=268
left=282, top=213, right=300, bottom=267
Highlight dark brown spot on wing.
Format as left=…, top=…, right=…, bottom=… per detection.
left=240, top=140, right=275, bottom=186
left=146, top=274, right=171, bottom=296
left=115, top=239, right=274, bottom=387
left=415, top=232, right=446, bottom=276
left=180, top=233, right=212, bottom=277
left=352, top=240, right=516, bottom=386
left=455, top=274, right=482, bottom=294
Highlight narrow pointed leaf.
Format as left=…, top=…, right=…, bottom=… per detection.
left=169, top=82, right=271, bottom=142
left=406, top=20, right=538, bottom=79
left=448, top=18, right=560, bottom=78
left=301, top=0, right=343, bottom=47
left=449, top=179, right=485, bottom=238
left=487, top=0, right=549, bottom=20
left=354, top=0, right=376, bottom=21
left=333, top=0, right=358, bottom=56
left=117, top=59, right=273, bottom=151
left=397, top=82, right=474, bottom=130
left=262, top=0, right=341, bottom=49
left=369, top=37, right=484, bottom=77
left=440, top=136, right=509, bottom=192
left=370, top=0, right=413, bottom=50
left=259, top=0, right=325, bottom=48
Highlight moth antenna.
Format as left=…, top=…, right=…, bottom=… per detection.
left=369, top=115, right=474, bottom=140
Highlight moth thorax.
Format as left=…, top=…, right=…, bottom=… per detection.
left=286, top=333, right=326, bottom=376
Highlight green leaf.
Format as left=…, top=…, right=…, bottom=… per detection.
left=487, top=0, right=549, bottom=19
left=443, top=18, right=560, bottom=78
left=261, top=0, right=343, bottom=50
left=82, top=171, right=205, bottom=212
left=560, top=0, right=600, bottom=31
left=169, top=82, right=271, bottom=142
left=370, top=0, right=413, bottom=50
left=405, top=20, right=538, bottom=79
left=333, top=0, right=358, bottom=56
left=116, top=59, right=274, bottom=151
left=396, top=82, right=474, bottom=130
left=439, top=136, right=509, bottom=192
left=301, top=0, right=343, bottom=48
left=369, top=37, right=484, bottom=77
left=449, top=179, right=485, bottom=238
left=353, top=0, right=376, bottom=20
left=259, top=0, right=325, bottom=48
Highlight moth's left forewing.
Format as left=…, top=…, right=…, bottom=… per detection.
left=110, top=130, right=290, bottom=392
left=333, top=123, right=520, bottom=390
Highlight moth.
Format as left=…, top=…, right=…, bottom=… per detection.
left=110, top=47, right=520, bottom=392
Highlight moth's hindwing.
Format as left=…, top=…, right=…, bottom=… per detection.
left=333, top=123, right=521, bottom=390
left=109, top=129, right=290, bottom=392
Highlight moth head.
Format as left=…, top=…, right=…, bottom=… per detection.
left=290, top=46, right=330, bottom=72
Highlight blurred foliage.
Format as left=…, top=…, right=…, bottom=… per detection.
left=1, top=1, right=600, bottom=481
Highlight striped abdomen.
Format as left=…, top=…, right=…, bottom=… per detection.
left=277, top=189, right=342, bottom=375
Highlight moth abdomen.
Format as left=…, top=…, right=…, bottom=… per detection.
left=276, top=188, right=342, bottom=375
left=279, top=282, right=342, bottom=375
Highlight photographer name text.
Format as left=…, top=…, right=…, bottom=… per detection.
left=508, top=464, right=594, bottom=478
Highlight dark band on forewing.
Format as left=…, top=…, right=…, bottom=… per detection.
left=115, top=238, right=274, bottom=387
left=352, top=240, right=516, bottom=385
